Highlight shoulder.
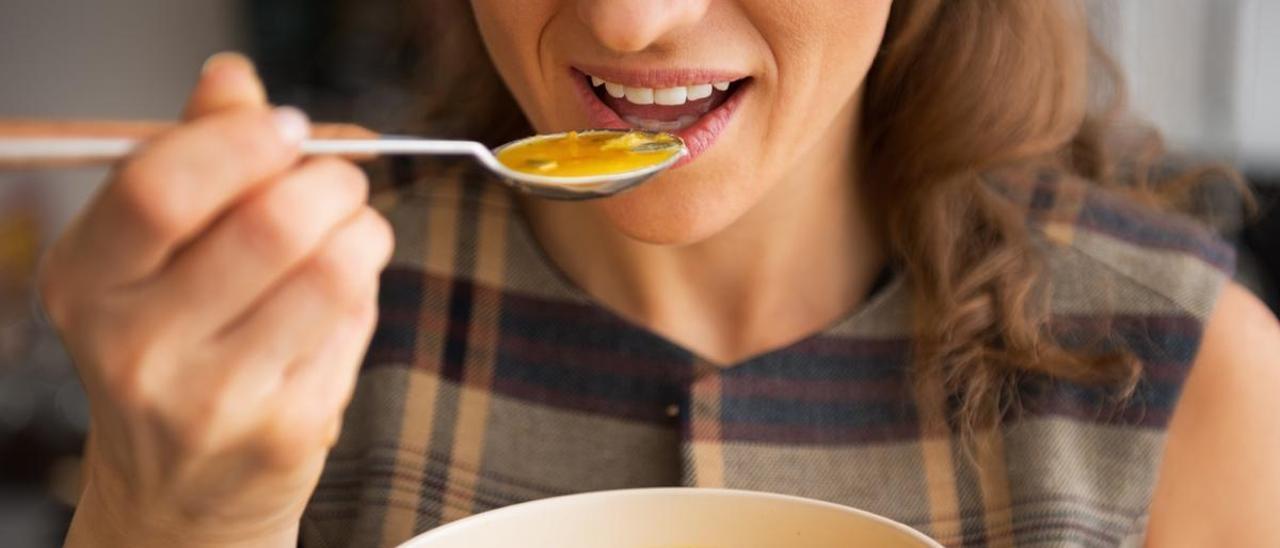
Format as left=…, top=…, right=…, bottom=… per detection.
left=1145, top=282, right=1280, bottom=546
left=1001, top=167, right=1236, bottom=321
left=988, top=166, right=1242, bottom=423
left=995, top=166, right=1279, bottom=542
left=1000, top=166, right=1238, bottom=355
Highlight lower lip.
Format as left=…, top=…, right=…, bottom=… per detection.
left=570, top=69, right=749, bottom=168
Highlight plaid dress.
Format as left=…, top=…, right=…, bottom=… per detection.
left=299, top=160, right=1234, bottom=548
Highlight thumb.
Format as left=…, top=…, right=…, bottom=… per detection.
left=183, top=52, right=269, bottom=121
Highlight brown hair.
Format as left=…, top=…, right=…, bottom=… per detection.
left=864, top=1, right=1245, bottom=437
left=411, top=0, right=1239, bottom=437
left=865, top=1, right=1129, bottom=437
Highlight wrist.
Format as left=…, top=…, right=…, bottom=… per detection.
left=66, top=479, right=300, bottom=548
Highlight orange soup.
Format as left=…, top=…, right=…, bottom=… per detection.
left=496, top=130, right=683, bottom=177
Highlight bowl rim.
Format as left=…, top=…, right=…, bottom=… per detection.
left=401, top=487, right=943, bottom=548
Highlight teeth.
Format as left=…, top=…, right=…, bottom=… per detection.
left=589, top=73, right=736, bottom=106
left=624, top=87, right=654, bottom=105
left=686, top=84, right=713, bottom=101
left=654, top=87, right=688, bottom=106
left=623, top=114, right=701, bottom=132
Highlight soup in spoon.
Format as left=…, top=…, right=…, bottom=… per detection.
left=496, top=129, right=683, bottom=178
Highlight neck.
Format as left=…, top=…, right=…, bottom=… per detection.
left=520, top=101, right=883, bottom=365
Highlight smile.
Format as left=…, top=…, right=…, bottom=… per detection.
left=571, top=66, right=751, bottom=165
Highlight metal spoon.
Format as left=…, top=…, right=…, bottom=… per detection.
left=0, top=121, right=687, bottom=200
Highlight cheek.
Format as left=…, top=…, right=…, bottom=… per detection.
left=469, top=0, right=557, bottom=128
left=766, top=1, right=893, bottom=162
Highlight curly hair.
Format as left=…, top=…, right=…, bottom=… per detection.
left=408, top=0, right=1240, bottom=439
left=861, top=1, right=1137, bottom=438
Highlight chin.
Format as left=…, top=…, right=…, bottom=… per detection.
left=592, top=163, right=757, bottom=246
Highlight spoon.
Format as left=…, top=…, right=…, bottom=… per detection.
left=0, top=120, right=687, bottom=200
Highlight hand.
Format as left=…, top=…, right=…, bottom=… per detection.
left=44, top=53, right=393, bottom=547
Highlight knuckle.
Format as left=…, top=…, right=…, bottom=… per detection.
left=90, top=313, right=171, bottom=413
left=372, top=210, right=395, bottom=258
left=217, top=111, right=290, bottom=166
left=313, top=157, right=370, bottom=204
left=98, top=347, right=154, bottom=412
left=234, top=160, right=368, bottom=261
left=259, top=413, right=324, bottom=469
left=359, top=208, right=396, bottom=268
left=114, top=160, right=190, bottom=240
left=309, top=244, right=365, bottom=309
left=260, top=441, right=310, bottom=470
left=175, top=391, right=235, bottom=455
left=306, top=209, right=392, bottom=312
left=237, top=189, right=309, bottom=259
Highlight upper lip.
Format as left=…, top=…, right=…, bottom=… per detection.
left=572, top=65, right=750, bottom=88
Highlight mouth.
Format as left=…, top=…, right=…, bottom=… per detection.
left=570, top=66, right=751, bottom=166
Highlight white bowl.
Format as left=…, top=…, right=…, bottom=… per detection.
left=400, top=488, right=942, bottom=548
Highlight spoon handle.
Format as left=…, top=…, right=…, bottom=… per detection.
left=0, top=119, right=389, bottom=169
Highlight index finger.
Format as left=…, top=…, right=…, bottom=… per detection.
left=69, top=106, right=310, bottom=286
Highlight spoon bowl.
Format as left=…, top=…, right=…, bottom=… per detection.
left=490, top=129, right=687, bottom=199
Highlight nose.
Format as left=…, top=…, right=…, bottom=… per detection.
left=576, top=0, right=710, bottom=53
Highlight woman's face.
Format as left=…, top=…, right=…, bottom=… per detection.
left=469, top=0, right=893, bottom=244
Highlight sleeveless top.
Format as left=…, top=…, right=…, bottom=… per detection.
left=299, top=159, right=1235, bottom=548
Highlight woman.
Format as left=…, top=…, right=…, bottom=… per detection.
left=48, top=1, right=1279, bottom=546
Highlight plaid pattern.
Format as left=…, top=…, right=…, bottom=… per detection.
left=300, top=160, right=1234, bottom=548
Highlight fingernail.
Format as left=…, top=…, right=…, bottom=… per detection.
left=201, top=51, right=255, bottom=76
left=272, top=106, right=311, bottom=145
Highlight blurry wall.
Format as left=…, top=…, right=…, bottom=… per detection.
left=0, top=0, right=242, bottom=226
left=1236, top=1, right=1280, bottom=171
left=0, top=2, right=240, bottom=546
left=1092, top=0, right=1280, bottom=175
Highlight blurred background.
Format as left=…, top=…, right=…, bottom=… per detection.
left=0, top=1, right=1277, bottom=546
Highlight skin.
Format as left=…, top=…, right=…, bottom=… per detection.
left=471, top=0, right=893, bottom=363
left=1146, top=283, right=1280, bottom=547
left=55, top=2, right=1279, bottom=546
left=56, top=54, right=393, bottom=547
